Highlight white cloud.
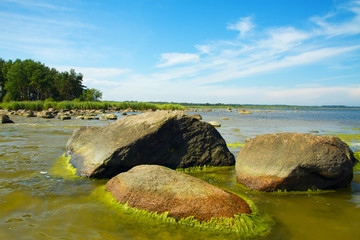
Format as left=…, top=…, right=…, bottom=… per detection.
left=266, top=86, right=360, bottom=105
left=227, top=17, right=255, bottom=37
left=2, top=0, right=359, bottom=105
left=103, top=75, right=360, bottom=105
left=86, top=1, right=360, bottom=105
left=156, top=53, right=200, bottom=68
left=311, top=1, right=360, bottom=37
left=260, top=27, right=310, bottom=52
left=195, top=44, right=214, bottom=54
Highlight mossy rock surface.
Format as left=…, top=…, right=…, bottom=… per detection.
left=106, top=165, right=251, bottom=221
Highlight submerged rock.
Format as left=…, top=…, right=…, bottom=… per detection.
left=238, top=110, right=252, bottom=114
left=37, top=111, right=55, bottom=118
left=59, top=114, right=71, bottom=120
left=106, top=165, right=251, bottom=221
left=236, top=133, right=357, bottom=191
left=66, top=111, right=234, bottom=178
left=23, top=110, right=35, bottom=117
left=0, top=114, right=14, bottom=124
left=104, top=113, right=117, bottom=120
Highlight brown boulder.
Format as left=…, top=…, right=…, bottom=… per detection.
left=66, top=111, right=234, bottom=178
left=236, top=133, right=357, bottom=191
left=106, top=165, right=251, bottom=221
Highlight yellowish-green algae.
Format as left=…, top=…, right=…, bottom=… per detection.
left=91, top=185, right=274, bottom=238
left=51, top=157, right=274, bottom=238
left=49, top=154, right=79, bottom=179
left=227, top=142, right=246, bottom=148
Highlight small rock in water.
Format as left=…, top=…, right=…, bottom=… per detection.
left=0, top=114, right=14, bottom=124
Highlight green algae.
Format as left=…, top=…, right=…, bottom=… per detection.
left=324, top=133, right=360, bottom=144
left=227, top=142, right=246, bottom=148
left=49, top=154, right=79, bottom=179
left=51, top=157, right=273, bottom=237
left=91, top=185, right=274, bottom=238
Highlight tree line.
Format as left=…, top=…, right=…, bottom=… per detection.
left=0, top=58, right=102, bottom=102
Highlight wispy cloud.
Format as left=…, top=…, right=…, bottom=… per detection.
left=148, top=1, right=360, bottom=89
left=227, top=16, right=255, bottom=37
left=156, top=53, right=200, bottom=68
left=311, top=1, right=360, bottom=36
left=0, top=1, right=95, bottom=64
left=114, top=0, right=360, bottom=104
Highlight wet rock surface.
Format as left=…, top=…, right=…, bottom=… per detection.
left=66, top=111, right=235, bottom=178
left=236, top=133, right=357, bottom=191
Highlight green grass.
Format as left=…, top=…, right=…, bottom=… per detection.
left=0, top=101, right=184, bottom=111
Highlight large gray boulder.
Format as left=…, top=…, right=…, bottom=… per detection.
left=106, top=165, right=251, bottom=221
left=66, top=111, right=234, bottom=178
left=236, top=133, right=357, bottom=191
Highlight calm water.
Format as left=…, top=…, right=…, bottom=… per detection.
left=1, top=109, right=359, bottom=239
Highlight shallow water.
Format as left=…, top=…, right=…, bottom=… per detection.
left=0, top=109, right=359, bottom=239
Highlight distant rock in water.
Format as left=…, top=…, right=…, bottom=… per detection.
left=0, top=114, right=14, bottom=124
left=106, top=165, right=251, bottom=221
left=238, top=110, right=252, bottom=114
left=208, top=121, right=221, bottom=127
left=66, top=111, right=234, bottom=178
left=236, top=133, right=357, bottom=191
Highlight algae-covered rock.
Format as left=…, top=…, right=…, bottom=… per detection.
left=66, top=111, right=234, bottom=178
left=236, top=133, right=357, bottom=191
left=106, top=165, right=251, bottom=221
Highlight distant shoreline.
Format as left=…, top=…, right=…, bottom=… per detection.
left=0, top=100, right=359, bottom=111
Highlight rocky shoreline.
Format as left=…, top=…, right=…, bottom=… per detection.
left=2, top=108, right=359, bottom=237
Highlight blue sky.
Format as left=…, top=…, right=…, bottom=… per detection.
left=1, top=0, right=360, bottom=106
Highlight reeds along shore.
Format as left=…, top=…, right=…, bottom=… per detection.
left=0, top=101, right=184, bottom=111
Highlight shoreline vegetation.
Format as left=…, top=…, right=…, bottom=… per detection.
left=0, top=100, right=359, bottom=112
left=0, top=100, right=185, bottom=111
